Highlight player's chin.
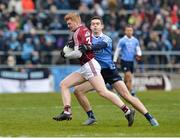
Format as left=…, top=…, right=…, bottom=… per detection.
left=69, top=27, right=74, bottom=32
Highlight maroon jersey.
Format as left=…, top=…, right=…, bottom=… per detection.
left=73, top=25, right=94, bottom=65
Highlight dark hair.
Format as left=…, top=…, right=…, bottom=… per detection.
left=125, top=24, right=134, bottom=29
left=90, top=16, right=104, bottom=24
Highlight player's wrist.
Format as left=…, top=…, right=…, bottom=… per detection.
left=135, top=55, right=142, bottom=61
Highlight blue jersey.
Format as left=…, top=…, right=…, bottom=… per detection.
left=117, top=35, right=140, bottom=61
left=92, top=33, right=115, bottom=69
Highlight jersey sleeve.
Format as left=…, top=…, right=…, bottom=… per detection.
left=91, top=41, right=107, bottom=50
left=73, top=28, right=81, bottom=48
left=64, top=29, right=83, bottom=59
left=64, top=50, right=82, bottom=59
left=135, top=39, right=142, bottom=56
left=75, top=29, right=92, bottom=45
left=103, top=37, right=112, bottom=47
left=113, top=39, right=122, bottom=62
left=84, top=30, right=92, bottom=45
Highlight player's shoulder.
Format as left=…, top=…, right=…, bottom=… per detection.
left=79, top=25, right=86, bottom=29
left=132, top=36, right=139, bottom=41
left=77, top=25, right=91, bottom=36
left=119, top=35, right=127, bottom=40
left=119, top=36, right=126, bottom=43
left=102, top=33, right=112, bottom=42
left=79, top=25, right=90, bottom=32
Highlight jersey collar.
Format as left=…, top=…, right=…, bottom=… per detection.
left=125, top=35, right=134, bottom=39
left=92, top=32, right=103, bottom=38
left=74, top=24, right=83, bottom=32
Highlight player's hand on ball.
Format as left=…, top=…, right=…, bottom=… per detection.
left=67, top=39, right=74, bottom=48
left=79, top=44, right=92, bottom=53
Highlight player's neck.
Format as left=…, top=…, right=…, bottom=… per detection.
left=126, top=35, right=132, bottom=39
left=93, top=32, right=102, bottom=37
left=73, top=24, right=82, bottom=32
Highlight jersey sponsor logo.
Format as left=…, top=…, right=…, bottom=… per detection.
left=133, top=74, right=172, bottom=91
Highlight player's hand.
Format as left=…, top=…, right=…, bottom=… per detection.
left=79, top=44, right=92, bottom=53
left=60, top=50, right=65, bottom=58
left=135, top=55, right=142, bottom=61
left=114, top=62, right=120, bottom=70
left=67, top=39, right=74, bottom=48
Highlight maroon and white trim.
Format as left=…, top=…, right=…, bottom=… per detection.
left=88, top=60, right=97, bottom=77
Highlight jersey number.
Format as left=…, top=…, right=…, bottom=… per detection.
left=85, top=31, right=91, bottom=45
left=86, top=36, right=91, bottom=45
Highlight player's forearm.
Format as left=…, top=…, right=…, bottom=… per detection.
left=136, top=46, right=142, bottom=56
left=65, top=46, right=82, bottom=59
left=92, top=41, right=107, bottom=51
left=113, top=47, right=120, bottom=62
left=65, top=50, right=82, bottom=59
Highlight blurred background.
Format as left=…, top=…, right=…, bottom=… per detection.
left=0, top=0, right=179, bottom=93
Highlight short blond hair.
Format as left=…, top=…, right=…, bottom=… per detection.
left=64, top=12, right=81, bottom=24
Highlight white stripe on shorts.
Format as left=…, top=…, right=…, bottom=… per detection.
left=88, top=60, right=97, bottom=76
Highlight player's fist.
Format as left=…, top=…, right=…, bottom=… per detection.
left=135, top=55, right=141, bottom=61
left=114, top=62, right=120, bottom=70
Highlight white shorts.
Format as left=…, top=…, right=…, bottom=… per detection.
left=76, top=58, right=101, bottom=80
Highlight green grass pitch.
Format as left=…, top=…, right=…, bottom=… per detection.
left=0, top=90, right=180, bottom=137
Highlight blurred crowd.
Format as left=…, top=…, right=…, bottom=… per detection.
left=0, top=0, right=179, bottom=66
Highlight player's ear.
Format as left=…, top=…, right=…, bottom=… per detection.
left=90, top=24, right=93, bottom=30
left=101, top=24, right=104, bottom=30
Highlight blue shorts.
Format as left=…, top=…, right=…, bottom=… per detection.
left=121, top=59, right=134, bottom=73
left=101, top=68, right=122, bottom=85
